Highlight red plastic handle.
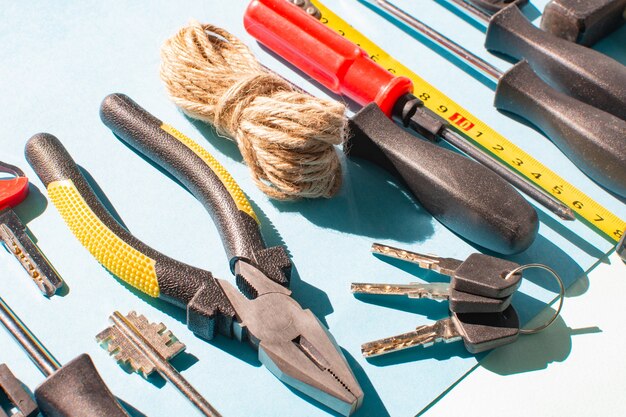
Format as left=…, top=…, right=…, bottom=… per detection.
left=0, top=162, right=29, bottom=211
left=244, top=0, right=413, bottom=117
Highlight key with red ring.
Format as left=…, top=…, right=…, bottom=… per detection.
left=0, top=161, right=63, bottom=296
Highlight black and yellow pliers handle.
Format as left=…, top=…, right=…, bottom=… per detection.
left=25, top=94, right=291, bottom=339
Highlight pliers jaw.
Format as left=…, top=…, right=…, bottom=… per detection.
left=218, top=261, right=364, bottom=416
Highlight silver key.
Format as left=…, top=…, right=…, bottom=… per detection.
left=351, top=282, right=512, bottom=313
left=361, top=306, right=520, bottom=357
left=0, top=210, right=63, bottom=297
left=372, top=243, right=522, bottom=298
left=97, top=311, right=222, bottom=417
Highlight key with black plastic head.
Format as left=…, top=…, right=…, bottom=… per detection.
left=361, top=306, right=520, bottom=356
left=372, top=243, right=522, bottom=298
left=351, top=281, right=512, bottom=313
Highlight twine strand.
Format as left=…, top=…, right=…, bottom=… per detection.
left=160, top=22, right=347, bottom=199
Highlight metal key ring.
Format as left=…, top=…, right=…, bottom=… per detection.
left=0, top=161, right=25, bottom=178
left=504, top=263, right=565, bottom=335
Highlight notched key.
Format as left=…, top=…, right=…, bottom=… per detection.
left=96, top=311, right=184, bottom=377
left=0, top=210, right=63, bottom=297
left=0, top=364, right=38, bottom=417
left=361, top=306, right=520, bottom=357
left=351, top=282, right=512, bottom=313
left=372, top=244, right=522, bottom=298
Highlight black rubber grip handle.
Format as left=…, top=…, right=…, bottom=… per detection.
left=495, top=61, right=626, bottom=197
left=99, top=93, right=291, bottom=288
left=465, top=0, right=528, bottom=13
left=34, top=354, right=129, bottom=417
left=25, top=133, right=235, bottom=340
left=541, top=0, right=626, bottom=46
left=485, top=4, right=626, bottom=122
left=347, top=104, right=539, bottom=255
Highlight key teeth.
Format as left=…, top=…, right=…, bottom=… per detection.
left=97, top=312, right=185, bottom=379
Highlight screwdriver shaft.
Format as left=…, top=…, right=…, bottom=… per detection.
left=0, top=294, right=61, bottom=376
left=446, top=0, right=492, bottom=24
left=110, top=312, right=222, bottom=417
left=441, top=130, right=575, bottom=220
left=371, top=0, right=502, bottom=81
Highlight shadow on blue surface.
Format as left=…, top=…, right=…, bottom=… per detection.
left=13, top=183, right=48, bottom=225
left=432, top=0, right=541, bottom=30
left=119, top=398, right=148, bottom=417
left=271, top=159, right=435, bottom=242
left=596, top=25, right=626, bottom=64
left=481, top=312, right=601, bottom=376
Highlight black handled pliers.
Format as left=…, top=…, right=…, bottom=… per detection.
left=25, top=93, right=364, bottom=416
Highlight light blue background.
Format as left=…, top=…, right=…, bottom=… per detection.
left=0, top=1, right=624, bottom=416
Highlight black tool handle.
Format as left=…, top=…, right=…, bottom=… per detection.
left=485, top=4, right=626, bottom=122
left=465, top=0, right=528, bottom=13
left=25, top=133, right=235, bottom=339
left=348, top=104, right=539, bottom=255
left=99, top=94, right=291, bottom=288
left=541, top=0, right=626, bottom=46
left=34, top=354, right=129, bottom=417
left=495, top=61, right=626, bottom=197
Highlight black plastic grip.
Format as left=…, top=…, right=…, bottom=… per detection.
left=34, top=354, right=129, bottom=417
left=99, top=93, right=291, bottom=288
left=495, top=61, right=626, bottom=197
left=541, top=0, right=626, bottom=46
left=485, top=4, right=626, bottom=122
left=25, top=133, right=235, bottom=339
left=465, top=0, right=528, bottom=13
left=347, top=104, right=539, bottom=255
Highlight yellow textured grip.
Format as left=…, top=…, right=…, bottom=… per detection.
left=48, top=179, right=160, bottom=297
left=160, top=123, right=259, bottom=224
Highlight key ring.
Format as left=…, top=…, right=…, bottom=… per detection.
left=504, top=264, right=565, bottom=335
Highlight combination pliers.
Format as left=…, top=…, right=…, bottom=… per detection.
left=25, top=93, right=364, bottom=416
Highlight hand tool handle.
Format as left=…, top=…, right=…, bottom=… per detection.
left=541, top=0, right=626, bottom=46
left=485, top=4, right=626, bottom=121
left=244, top=0, right=413, bottom=116
left=0, top=161, right=29, bottom=211
left=35, top=354, right=129, bottom=417
left=99, top=93, right=291, bottom=287
left=348, top=104, right=539, bottom=254
left=495, top=61, right=626, bottom=197
left=25, top=133, right=235, bottom=340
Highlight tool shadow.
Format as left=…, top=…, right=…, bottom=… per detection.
left=186, top=114, right=437, bottom=243
left=595, top=25, right=626, bottom=64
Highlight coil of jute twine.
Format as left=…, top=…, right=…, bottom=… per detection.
left=160, top=21, right=347, bottom=200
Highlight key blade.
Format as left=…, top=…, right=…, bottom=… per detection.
left=351, top=282, right=450, bottom=300
left=361, top=318, right=462, bottom=357
left=0, top=210, right=63, bottom=297
left=96, top=312, right=185, bottom=378
left=371, top=243, right=462, bottom=275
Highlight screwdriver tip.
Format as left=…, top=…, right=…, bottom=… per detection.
left=558, top=206, right=576, bottom=221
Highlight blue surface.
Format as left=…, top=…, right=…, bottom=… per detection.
left=0, top=1, right=624, bottom=416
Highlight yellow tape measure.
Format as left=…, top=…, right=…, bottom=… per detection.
left=312, top=0, right=625, bottom=243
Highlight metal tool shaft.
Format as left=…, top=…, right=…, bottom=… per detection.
left=373, top=0, right=501, bottom=81
left=110, top=312, right=222, bottom=417
left=441, top=130, right=574, bottom=220
left=447, top=0, right=492, bottom=24
left=0, top=295, right=61, bottom=376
